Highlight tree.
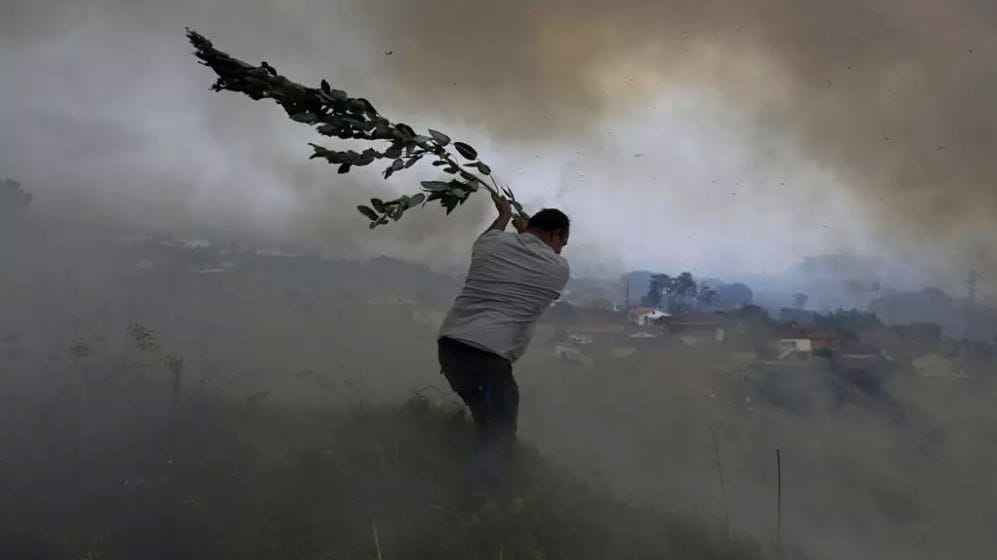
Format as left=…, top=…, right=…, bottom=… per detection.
left=668, top=272, right=699, bottom=313
left=728, top=304, right=775, bottom=327
left=793, top=292, right=809, bottom=310
left=814, top=309, right=883, bottom=338
left=696, top=285, right=717, bottom=310
left=641, top=271, right=716, bottom=313
left=642, top=274, right=670, bottom=308
left=186, top=29, right=525, bottom=229
left=710, top=282, right=754, bottom=310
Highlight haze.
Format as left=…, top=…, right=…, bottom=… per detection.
left=3, top=0, right=995, bottom=291
left=3, top=2, right=997, bottom=559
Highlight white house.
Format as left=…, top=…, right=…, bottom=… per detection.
left=777, top=337, right=812, bottom=361
left=629, top=307, right=671, bottom=326
left=913, top=353, right=958, bottom=378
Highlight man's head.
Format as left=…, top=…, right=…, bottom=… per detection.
left=525, top=208, right=570, bottom=254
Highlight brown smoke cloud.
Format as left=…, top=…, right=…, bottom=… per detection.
left=346, top=0, right=997, bottom=277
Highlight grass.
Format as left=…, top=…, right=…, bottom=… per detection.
left=0, top=387, right=765, bottom=560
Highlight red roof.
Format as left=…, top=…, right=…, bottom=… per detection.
left=630, top=307, right=658, bottom=316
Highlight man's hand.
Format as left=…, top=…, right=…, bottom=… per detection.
left=512, top=216, right=527, bottom=234
left=492, top=191, right=512, bottom=218
left=482, top=191, right=513, bottom=236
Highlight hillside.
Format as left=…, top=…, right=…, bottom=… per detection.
left=1, top=388, right=765, bottom=560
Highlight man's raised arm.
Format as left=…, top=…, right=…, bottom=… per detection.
left=482, top=191, right=513, bottom=236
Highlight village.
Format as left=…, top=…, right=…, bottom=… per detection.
left=541, top=297, right=991, bottom=381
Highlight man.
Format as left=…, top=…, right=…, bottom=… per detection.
left=437, top=192, right=570, bottom=482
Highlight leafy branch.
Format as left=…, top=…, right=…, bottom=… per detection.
left=185, top=29, right=527, bottom=228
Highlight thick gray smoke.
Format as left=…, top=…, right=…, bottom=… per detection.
left=2, top=0, right=995, bottom=288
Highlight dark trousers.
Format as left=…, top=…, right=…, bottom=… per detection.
left=437, top=337, right=519, bottom=481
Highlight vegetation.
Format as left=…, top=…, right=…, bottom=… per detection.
left=813, top=309, right=884, bottom=339
left=642, top=272, right=717, bottom=312
left=0, top=381, right=763, bottom=560
left=4, top=213, right=997, bottom=559
left=186, top=30, right=527, bottom=229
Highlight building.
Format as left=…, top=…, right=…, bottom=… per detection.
left=912, top=353, right=958, bottom=378
left=628, top=307, right=671, bottom=327
left=776, top=335, right=813, bottom=361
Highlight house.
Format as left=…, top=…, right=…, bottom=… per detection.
left=833, top=344, right=890, bottom=368
left=771, top=324, right=841, bottom=362
left=666, top=312, right=728, bottom=345
left=912, top=353, right=959, bottom=378
left=776, top=335, right=813, bottom=361
left=628, top=307, right=671, bottom=327
left=801, top=326, right=840, bottom=350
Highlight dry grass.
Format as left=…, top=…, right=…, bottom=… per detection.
left=0, top=386, right=765, bottom=560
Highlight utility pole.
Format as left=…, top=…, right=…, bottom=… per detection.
left=967, top=269, right=979, bottom=307
left=964, top=269, right=980, bottom=340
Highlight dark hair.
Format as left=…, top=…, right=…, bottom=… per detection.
left=527, top=208, right=570, bottom=233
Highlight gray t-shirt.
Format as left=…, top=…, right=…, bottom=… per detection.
left=438, top=230, right=570, bottom=362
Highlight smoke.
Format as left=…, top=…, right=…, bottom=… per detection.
left=2, top=0, right=995, bottom=288
left=350, top=0, right=997, bottom=285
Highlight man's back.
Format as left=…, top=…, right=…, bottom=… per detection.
left=439, top=229, right=569, bottom=362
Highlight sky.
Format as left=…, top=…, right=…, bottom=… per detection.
left=2, top=0, right=995, bottom=293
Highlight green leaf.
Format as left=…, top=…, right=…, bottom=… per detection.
left=290, top=112, right=317, bottom=124
left=475, top=162, right=491, bottom=175
left=403, top=154, right=423, bottom=168
left=460, top=171, right=481, bottom=184
left=414, top=135, right=433, bottom=150
left=449, top=188, right=468, bottom=201
left=428, top=129, right=451, bottom=146
left=384, top=144, right=403, bottom=159
left=431, top=160, right=447, bottom=167
left=357, top=205, right=379, bottom=221
left=390, top=158, right=404, bottom=171
left=442, top=194, right=460, bottom=215
left=338, top=163, right=351, bottom=174
left=371, top=198, right=385, bottom=213
left=454, top=142, right=478, bottom=160
left=408, top=193, right=426, bottom=206
left=396, top=123, right=415, bottom=137
left=421, top=181, right=451, bottom=192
